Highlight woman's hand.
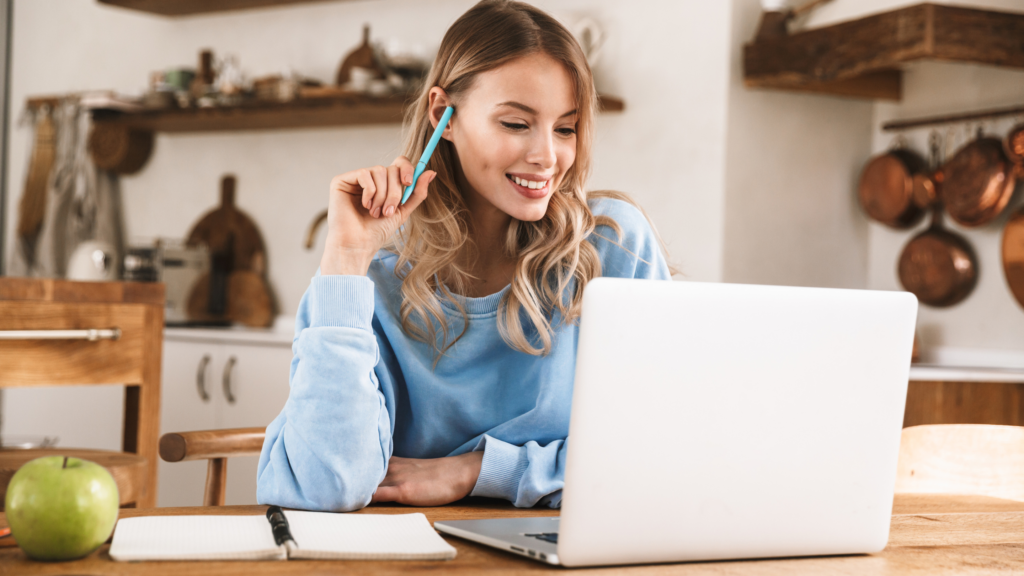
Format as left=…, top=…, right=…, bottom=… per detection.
left=370, top=452, right=484, bottom=507
left=320, top=156, right=436, bottom=276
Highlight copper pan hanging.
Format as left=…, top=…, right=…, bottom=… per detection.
left=1003, top=208, right=1024, bottom=309
left=940, top=129, right=1019, bottom=227
left=1000, top=122, right=1024, bottom=309
left=910, top=132, right=944, bottom=210
left=898, top=205, right=978, bottom=307
left=858, top=139, right=928, bottom=228
left=898, top=134, right=978, bottom=308
left=1006, top=121, right=1024, bottom=165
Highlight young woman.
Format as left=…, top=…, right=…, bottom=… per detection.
left=257, top=0, right=671, bottom=512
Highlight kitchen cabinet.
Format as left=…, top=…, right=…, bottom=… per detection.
left=905, top=366, right=1024, bottom=428
left=159, top=332, right=292, bottom=507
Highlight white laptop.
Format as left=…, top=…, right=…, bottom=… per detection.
left=434, top=278, right=918, bottom=567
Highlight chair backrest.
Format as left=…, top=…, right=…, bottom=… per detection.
left=0, top=277, right=165, bottom=507
left=159, top=427, right=265, bottom=506
left=895, top=424, right=1024, bottom=502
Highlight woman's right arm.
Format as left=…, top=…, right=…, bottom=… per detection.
left=256, top=274, right=389, bottom=511
left=255, top=157, right=435, bottom=511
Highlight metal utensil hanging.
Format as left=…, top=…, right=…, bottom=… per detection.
left=898, top=131, right=979, bottom=308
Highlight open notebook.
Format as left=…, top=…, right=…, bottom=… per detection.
left=109, top=507, right=457, bottom=562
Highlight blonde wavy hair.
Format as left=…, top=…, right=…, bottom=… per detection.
left=390, top=0, right=666, bottom=358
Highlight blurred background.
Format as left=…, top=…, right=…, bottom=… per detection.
left=1, top=0, right=1023, bottom=507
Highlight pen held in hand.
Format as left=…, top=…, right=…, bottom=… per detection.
left=401, top=106, right=454, bottom=205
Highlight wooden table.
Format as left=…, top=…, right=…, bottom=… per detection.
left=3, top=494, right=1024, bottom=575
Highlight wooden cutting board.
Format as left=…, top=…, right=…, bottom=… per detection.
left=186, top=175, right=265, bottom=271
left=185, top=175, right=274, bottom=327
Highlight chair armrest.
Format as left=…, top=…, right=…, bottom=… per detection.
left=159, top=427, right=266, bottom=462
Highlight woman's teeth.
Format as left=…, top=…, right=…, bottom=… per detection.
left=508, top=175, right=548, bottom=189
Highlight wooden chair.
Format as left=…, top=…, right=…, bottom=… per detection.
left=159, top=427, right=265, bottom=506
left=895, top=424, right=1024, bottom=502
left=0, top=278, right=164, bottom=508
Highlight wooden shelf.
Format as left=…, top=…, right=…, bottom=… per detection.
left=97, top=0, right=353, bottom=16
left=743, top=3, right=1024, bottom=101
left=80, top=93, right=624, bottom=134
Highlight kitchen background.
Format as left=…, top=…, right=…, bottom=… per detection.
left=2, top=0, right=1023, bottom=505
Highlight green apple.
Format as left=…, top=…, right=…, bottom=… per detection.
left=5, top=456, right=119, bottom=561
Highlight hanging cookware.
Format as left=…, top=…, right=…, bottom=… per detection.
left=998, top=119, right=1024, bottom=310
left=858, top=139, right=928, bottom=229
left=17, top=106, right=56, bottom=260
left=88, top=122, right=154, bottom=175
left=1005, top=121, right=1024, bottom=166
left=898, top=205, right=978, bottom=308
left=940, top=129, right=1018, bottom=227
left=911, top=131, right=944, bottom=210
left=1003, top=207, right=1024, bottom=310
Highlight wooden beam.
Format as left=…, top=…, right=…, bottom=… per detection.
left=743, top=3, right=1024, bottom=101
left=96, top=0, right=356, bottom=17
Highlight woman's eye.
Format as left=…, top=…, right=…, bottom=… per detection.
left=557, top=127, right=577, bottom=136
left=501, top=121, right=528, bottom=131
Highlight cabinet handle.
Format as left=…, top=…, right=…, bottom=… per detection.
left=0, top=328, right=120, bottom=341
left=196, top=354, right=211, bottom=402
left=222, top=355, right=237, bottom=404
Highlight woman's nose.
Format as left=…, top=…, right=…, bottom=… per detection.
left=524, top=132, right=556, bottom=169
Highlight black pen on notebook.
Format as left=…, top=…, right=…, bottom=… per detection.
left=266, top=506, right=297, bottom=549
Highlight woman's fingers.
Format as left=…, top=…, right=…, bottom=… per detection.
left=382, top=165, right=404, bottom=218
left=391, top=155, right=415, bottom=190
left=370, top=485, right=401, bottom=503
left=367, top=165, right=389, bottom=218
left=398, top=170, right=436, bottom=220
left=331, top=161, right=425, bottom=221
left=356, top=169, right=376, bottom=210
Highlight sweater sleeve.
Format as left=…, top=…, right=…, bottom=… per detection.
left=470, top=435, right=569, bottom=508
left=469, top=198, right=672, bottom=508
left=256, top=273, right=392, bottom=511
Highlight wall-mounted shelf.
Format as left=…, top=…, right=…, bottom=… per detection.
left=97, top=0, right=354, bottom=16
left=26, top=92, right=625, bottom=134
left=743, top=3, right=1024, bottom=101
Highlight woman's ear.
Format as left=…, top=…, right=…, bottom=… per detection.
left=427, top=87, right=454, bottom=141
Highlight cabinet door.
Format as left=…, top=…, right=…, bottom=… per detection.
left=159, top=340, right=221, bottom=507
left=219, top=343, right=292, bottom=505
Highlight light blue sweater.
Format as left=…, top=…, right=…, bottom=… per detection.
left=256, top=198, right=671, bottom=511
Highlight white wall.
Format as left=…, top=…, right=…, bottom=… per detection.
left=868, top=61, right=1024, bottom=354
left=722, top=0, right=873, bottom=289
left=4, top=0, right=733, bottom=322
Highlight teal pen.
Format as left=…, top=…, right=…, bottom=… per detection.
left=401, top=105, right=454, bottom=205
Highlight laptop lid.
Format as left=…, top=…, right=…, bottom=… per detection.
left=558, top=279, right=917, bottom=567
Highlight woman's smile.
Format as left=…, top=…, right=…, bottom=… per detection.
left=505, top=172, right=553, bottom=199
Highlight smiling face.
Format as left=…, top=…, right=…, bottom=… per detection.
left=431, top=52, right=579, bottom=223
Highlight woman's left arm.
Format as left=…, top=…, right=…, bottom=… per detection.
left=471, top=436, right=570, bottom=508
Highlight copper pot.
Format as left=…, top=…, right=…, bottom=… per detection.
left=911, top=132, right=945, bottom=210
left=898, top=206, right=978, bottom=308
left=858, top=148, right=928, bottom=228
left=940, top=136, right=1018, bottom=227
left=1006, top=122, right=1024, bottom=166
left=1002, top=207, right=1024, bottom=310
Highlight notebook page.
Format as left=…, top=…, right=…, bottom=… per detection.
left=284, top=511, right=457, bottom=561
left=110, top=515, right=287, bottom=561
